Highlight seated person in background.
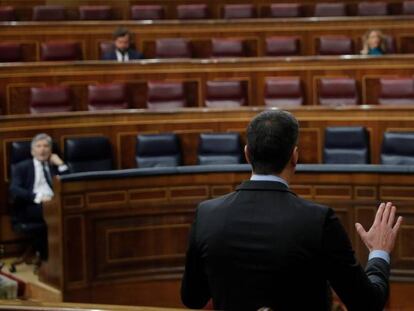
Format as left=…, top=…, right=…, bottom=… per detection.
left=9, top=133, right=69, bottom=266
left=181, top=110, right=403, bottom=311
left=361, top=29, right=386, bottom=55
left=101, top=27, right=144, bottom=61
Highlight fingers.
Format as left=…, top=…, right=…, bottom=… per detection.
left=381, top=202, right=393, bottom=226
left=392, top=216, right=403, bottom=235
left=355, top=223, right=367, bottom=238
left=387, top=205, right=396, bottom=227
left=373, top=202, right=385, bottom=226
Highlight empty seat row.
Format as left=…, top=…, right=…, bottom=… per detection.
left=10, top=129, right=414, bottom=177
left=0, top=41, right=82, bottom=62
left=9, top=133, right=245, bottom=175
left=2, top=2, right=414, bottom=21
left=30, top=84, right=129, bottom=113
left=323, top=127, right=414, bottom=165
left=21, top=77, right=414, bottom=114
left=0, top=35, right=398, bottom=62
left=27, top=81, right=247, bottom=113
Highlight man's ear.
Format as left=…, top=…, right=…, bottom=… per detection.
left=244, top=145, right=251, bottom=164
left=291, top=146, right=299, bottom=167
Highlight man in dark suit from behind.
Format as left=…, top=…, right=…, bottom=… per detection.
left=101, top=27, right=144, bottom=61
left=181, top=110, right=403, bottom=311
left=9, top=133, right=69, bottom=265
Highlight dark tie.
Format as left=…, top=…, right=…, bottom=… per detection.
left=42, top=162, right=53, bottom=188
left=118, top=50, right=125, bottom=62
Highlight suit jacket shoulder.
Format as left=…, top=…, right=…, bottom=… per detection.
left=101, top=50, right=116, bottom=60
left=14, top=159, right=34, bottom=176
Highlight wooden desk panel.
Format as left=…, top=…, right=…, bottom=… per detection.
left=37, top=168, right=414, bottom=308
left=2, top=56, right=414, bottom=114
left=2, top=16, right=414, bottom=60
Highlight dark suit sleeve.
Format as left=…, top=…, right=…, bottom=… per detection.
left=9, top=163, right=35, bottom=203
left=322, top=208, right=389, bottom=311
left=181, top=208, right=211, bottom=309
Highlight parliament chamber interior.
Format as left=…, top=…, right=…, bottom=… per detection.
left=2, top=0, right=414, bottom=310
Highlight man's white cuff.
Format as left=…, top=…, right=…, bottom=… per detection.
left=34, top=193, right=42, bottom=204
left=58, top=164, right=69, bottom=172
left=369, top=250, right=390, bottom=264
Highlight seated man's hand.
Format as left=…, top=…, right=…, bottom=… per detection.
left=355, top=202, right=403, bottom=254
left=41, top=196, right=52, bottom=203
left=49, top=153, right=64, bottom=166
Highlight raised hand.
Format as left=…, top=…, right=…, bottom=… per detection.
left=355, top=202, right=403, bottom=253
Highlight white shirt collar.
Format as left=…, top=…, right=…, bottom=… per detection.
left=250, top=174, right=289, bottom=187
left=33, top=158, right=43, bottom=166
left=115, top=49, right=129, bottom=62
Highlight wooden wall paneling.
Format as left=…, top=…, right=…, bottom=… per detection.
left=64, top=214, right=88, bottom=288
left=354, top=186, right=377, bottom=200
left=289, top=185, right=313, bottom=199
left=60, top=81, right=98, bottom=112
left=118, top=132, right=139, bottom=169
left=86, top=191, right=128, bottom=209
left=380, top=186, right=414, bottom=201
left=314, top=185, right=353, bottom=200
left=352, top=205, right=376, bottom=265
left=171, top=128, right=214, bottom=166
left=20, top=41, right=38, bottom=62
left=39, top=185, right=64, bottom=289
left=330, top=202, right=353, bottom=237
left=92, top=211, right=193, bottom=279
left=400, top=35, right=414, bottom=54
left=37, top=169, right=414, bottom=308
left=63, top=194, right=85, bottom=210
left=7, top=82, right=46, bottom=114
left=362, top=127, right=374, bottom=164
left=298, top=128, right=321, bottom=163
left=393, top=208, right=414, bottom=277
left=128, top=188, right=169, bottom=204
left=211, top=185, right=233, bottom=198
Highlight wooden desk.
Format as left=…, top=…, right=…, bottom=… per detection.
left=37, top=165, right=414, bottom=308
left=2, top=16, right=414, bottom=60
left=2, top=55, right=414, bottom=114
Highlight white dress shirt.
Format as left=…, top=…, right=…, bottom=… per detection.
left=250, top=173, right=390, bottom=264
left=33, top=159, right=54, bottom=204
left=115, top=50, right=129, bottom=62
